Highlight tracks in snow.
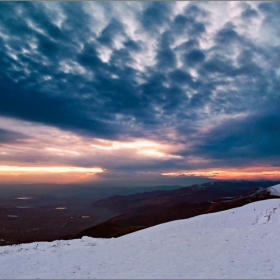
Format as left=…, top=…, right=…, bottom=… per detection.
left=253, top=204, right=280, bottom=225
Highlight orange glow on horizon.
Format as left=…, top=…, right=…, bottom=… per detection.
left=0, top=165, right=103, bottom=173
left=0, top=165, right=104, bottom=184
left=162, top=167, right=280, bottom=180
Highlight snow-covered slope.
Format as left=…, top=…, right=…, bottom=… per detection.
left=268, top=183, right=280, bottom=196
left=1, top=186, right=280, bottom=279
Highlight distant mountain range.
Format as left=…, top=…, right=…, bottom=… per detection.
left=1, top=180, right=279, bottom=246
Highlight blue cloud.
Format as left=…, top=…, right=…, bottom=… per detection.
left=0, top=1, right=279, bottom=172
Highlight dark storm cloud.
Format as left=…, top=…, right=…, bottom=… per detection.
left=172, top=5, right=206, bottom=37
left=0, top=75, right=122, bottom=139
left=242, top=6, right=258, bottom=19
left=77, top=42, right=105, bottom=70
left=140, top=2, right=172, bottom=33
left=215, top=27, right=240, bottom=44
left=169, top=70, right=193, bottom=85
left=156, top=47, right=177, bottom=70
left=0, top=3, right=140, bottom=139
left=0, top=1, right=280, bottom=171
left=0, top=2, right=199, bottom=141
left=258, top=2, right=280, bottom=15
left=123, top=39, right=141, bottom=52
left=184, top=49, right=205, bottom=66
left=97, top=19, right=125, bottom=47
left=190, top=107, right=280, bottom=167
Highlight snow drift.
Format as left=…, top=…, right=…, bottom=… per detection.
left=1, top=184, right=280, bottom=279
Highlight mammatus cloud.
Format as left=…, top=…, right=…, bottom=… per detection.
left=0, top=2, right=280, bottom=183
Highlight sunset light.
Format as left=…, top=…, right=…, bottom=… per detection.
left=1, top=3, right=280, bottom=275
left=0, top=166, right=104, bottom=174
left=0, top=1, right=279, bottom=186
left=0, top=165, right=104, bottom=183
left=162, top=167, right=280, bottom=180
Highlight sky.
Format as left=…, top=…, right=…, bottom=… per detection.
left=0, top=1, right=280, bottom=185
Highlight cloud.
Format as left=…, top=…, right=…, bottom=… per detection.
left=241, top=6, right=259, bottom=20
left=184, top=49, right=205, bottom=66
left=97, top=18, right=125, bottom=47
left=0, top=1, right=280, bottom=181
left=140, top=2, right=173, bottom=33
left=156, top=47, right=177, bottom=70
left=190, top=107, right=280, bottom=166
left=0, top=128, right=28, bottom=143
left=169, top=69, right=193, bottom=85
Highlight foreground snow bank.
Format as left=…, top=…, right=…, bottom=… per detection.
left=2, top=198, right=280, bottom=279
left=268, top=184, right=280, bottom=196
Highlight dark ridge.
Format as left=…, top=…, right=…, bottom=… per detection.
left=72, top=182, right=279, bottom=239
left=1, top=180, right=279, bottom=245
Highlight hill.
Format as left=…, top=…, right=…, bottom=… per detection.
left=73, top=180, right=280, bottom=239
left=1, top=184, right=280, bottom=279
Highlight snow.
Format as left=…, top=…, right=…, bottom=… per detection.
left=2, top=198, right=280, bottom=278
left=268, top=184, right=280, bottom=197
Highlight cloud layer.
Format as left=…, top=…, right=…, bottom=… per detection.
left=0, top=2, right=280, bottom=183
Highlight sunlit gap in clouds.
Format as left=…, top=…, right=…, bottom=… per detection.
left=90, top=138, right=182, bottom=158
left=0, top=117, right=184, bottom=184
left=0, top=117, right=183, bottom=160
